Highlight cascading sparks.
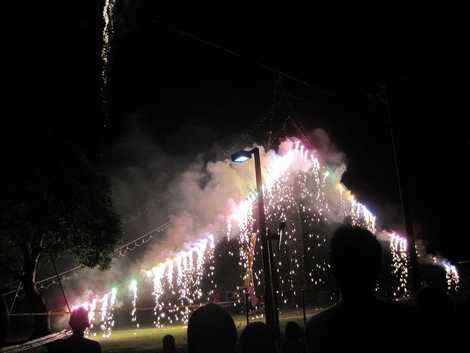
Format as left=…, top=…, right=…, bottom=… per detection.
left=129, top=279, right=139, bottom=329
left=384, top=231, right=409, bottom=298
left=145, top=235, right=215, bottom=327
left=71, top=137, right=459, bottom=335
left=72, top=287, right=117, bottom=338
left=432, top=256, right=460, bottom=292
left=229, top=139, right=377, bottom=311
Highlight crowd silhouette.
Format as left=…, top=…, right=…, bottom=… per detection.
left=46, top=225, right=467, bottom=353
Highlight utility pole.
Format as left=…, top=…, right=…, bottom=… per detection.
left=253, top=148, right=279, bottom=334
left=231, top=147, right=280, bottom=334
left=380, top=83, right=418, bottom=296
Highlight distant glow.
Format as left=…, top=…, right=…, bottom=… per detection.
left=432, top=256, right=460, bottom=292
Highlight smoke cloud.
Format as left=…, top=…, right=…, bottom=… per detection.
left=64, top=122, right=353, bottom=301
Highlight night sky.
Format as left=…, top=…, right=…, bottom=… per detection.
left=4, top=3, right=468, bottom=261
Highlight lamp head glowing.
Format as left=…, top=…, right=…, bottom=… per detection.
left=231, top=150, right=252, bottom=163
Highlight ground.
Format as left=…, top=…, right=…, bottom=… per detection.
left=95, top=309, right=321, bottom=353
left=8, top=308, right=322, bottom=353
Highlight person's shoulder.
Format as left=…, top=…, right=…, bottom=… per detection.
left=307, top=303, right=342, bottom=330
left=375, top=299, right=416, bottom=330
left=83, top=338, right=101, bottom=348
left=376, top=299, right=414, bottom=316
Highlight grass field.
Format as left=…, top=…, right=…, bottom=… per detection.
left=95, top=309, right=323, bottom=353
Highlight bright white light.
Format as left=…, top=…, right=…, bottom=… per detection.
left=233, top=155, right=251, bottom=163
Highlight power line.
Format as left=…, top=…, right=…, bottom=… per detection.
left=151, top=17, right=336, bottom=98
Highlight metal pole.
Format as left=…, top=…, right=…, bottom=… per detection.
left=9, top=282, right=22, bottom=314
left=382, top=84, right=418, bottom=295
left=268, top=236, right=280, bottom=335
left=252, top=148, right=277, bottom=333
left=50, top=254, right=71, bottom=313
left=301, top=289, right=306, bottom=328
left=244, top=288, right=249, bottom=326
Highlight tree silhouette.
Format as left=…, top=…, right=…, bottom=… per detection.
left=1, top=133, right=122, bottom=337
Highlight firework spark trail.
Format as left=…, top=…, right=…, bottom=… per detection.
left=100, top=0, right=115, bottom=123
left=129, top=279, right=139, bottom=328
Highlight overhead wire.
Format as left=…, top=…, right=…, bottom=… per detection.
left=150, top=17, right=336, bottom=98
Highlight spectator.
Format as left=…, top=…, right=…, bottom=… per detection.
left=306, top=225, right=412, bottom=353
left=240, top=322, right=276, bottom=353
left=460, top=295, right=470, bottom=352
left=283, top=321, right=304, bottom=353
left=187, top=303, right=237, bottom=353
left=0, top=296, right=8, bottom=348
left=49, top=306, right=100, bottom=353
left=162, top=334, right=176, bottom=353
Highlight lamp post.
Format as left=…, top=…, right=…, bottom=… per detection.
left=231, top=147, right=278, bottom=333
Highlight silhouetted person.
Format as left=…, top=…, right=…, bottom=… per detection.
left=283, top=321, right=304, bottom=353
left=306, top=225, right=412, bottom=353
left=240, top=322, right=276, bottom=353
left=49, top=307, right=100, bottom=353
left=460, top=294, right=470, bottom=352
left=187, top=303, right=237, bottom=353
left=163, top=334, right=176, bottom=353
left=0, top=297, right=8, bottom=348
left=415, top=286, right=457, bottom=352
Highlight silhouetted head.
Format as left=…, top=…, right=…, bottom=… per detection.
left=417, top=286, right=454, bottom=320
left=285, top=321, right=302, bottom=342
left=330, top=225, right=382, bottom=299
left=163, top=334, right=176, bottom=353
left=240, top=322, right=276, bottom=353
left=187, top=304, right=237, bottom=353
left=69, top=307, right=89, bottom=334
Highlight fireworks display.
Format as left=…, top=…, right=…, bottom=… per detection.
left=71, top=138, right=459, bottom=337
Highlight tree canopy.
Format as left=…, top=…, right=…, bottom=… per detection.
left=1, top=132, right=122, bottom=294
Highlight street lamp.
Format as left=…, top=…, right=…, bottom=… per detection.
left=231, top=147, right=279, bottom=333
